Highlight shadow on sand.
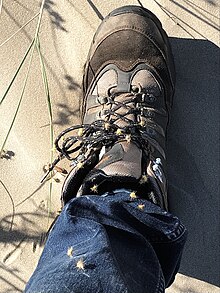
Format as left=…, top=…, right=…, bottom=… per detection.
left=167, top=37, right=219, bottom=287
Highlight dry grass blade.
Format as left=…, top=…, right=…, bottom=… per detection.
left=34, top=0, right=46, bottom=39
left=15, top=181, right=46, bottom=207
left=0, top=0, right=2, bottom=16
left=0, top=13, right=39, bottom=48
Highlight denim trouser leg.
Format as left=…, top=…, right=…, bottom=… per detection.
left=25, top=189, right=187, bottom=293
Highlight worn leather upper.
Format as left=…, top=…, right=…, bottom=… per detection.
left=83, top=6, right=175, bottom=117
left=60, top=6, right=175, bottom=210
left=79, top=6, right=175, bottom=209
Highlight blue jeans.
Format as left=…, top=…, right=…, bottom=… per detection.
left=25, top=189, right=187, bottom=293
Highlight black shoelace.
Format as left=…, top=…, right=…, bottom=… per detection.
left=41, top=91, right=155, bottom=183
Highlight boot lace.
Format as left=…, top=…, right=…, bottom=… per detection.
left=41, top=89, right=156, bottom=183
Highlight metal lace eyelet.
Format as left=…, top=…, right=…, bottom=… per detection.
left=148, top=111, right=155, bottom=117
left=107, top=85, right=118, bottom=97
left=131, top=84, right=142, bottom=94
left=143, top=109, right=155, bottom=117
left=97, top=109, right=109, bottom=119
left=148, top=94, right=156, bottom=103
left=147, top=128, right=155, bottom=135
left=131, top=85, right=139, bottom=93
left=97, top=96, right=108, bottom=105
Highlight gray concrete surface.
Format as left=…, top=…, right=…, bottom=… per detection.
left=0, top=0, right=219, bottom=292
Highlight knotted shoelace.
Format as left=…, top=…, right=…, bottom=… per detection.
left=41, top=91, right=156, bottom=183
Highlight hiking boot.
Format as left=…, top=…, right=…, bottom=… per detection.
left=53, top=5, right=175, bottom=210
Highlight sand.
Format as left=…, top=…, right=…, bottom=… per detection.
left=0, top=0, right=219, bottom=292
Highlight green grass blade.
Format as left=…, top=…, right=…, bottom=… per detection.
left=36, top=38, right=53, bottom=131
left=0, top=39, right=34, bottom=105
left=0, top=0, right=47, bottom=151
left=0, top=0, right=46, bottom=105
left=36, top=36, right=54, bottom=224
left=1, top=0, right=53, bottom=221
left=36, top=36, right=54, bottom=171
left=0, top=42, right=36, bottom=157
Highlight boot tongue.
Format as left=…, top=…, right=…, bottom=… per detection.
left=96, top=142, right=142, bottom=179
left=77, top=142, right=143, bottom=196
left=61, top=141, right=165, bottom=209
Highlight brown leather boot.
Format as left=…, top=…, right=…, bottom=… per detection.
left=52, top=6, right=175, bottom=210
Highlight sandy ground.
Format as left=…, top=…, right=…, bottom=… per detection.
left=0, top=0, right=219, bottom=292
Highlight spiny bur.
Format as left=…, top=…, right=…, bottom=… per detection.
left=130, top=191, right=137, bottom=199
left=76, top=258, right=85, bottom=271
left=67, top=246, right=73, bottom=258
left=76, top=162, right=84, bottom=169
left=139, top=175, right=148, bottom=184
left=138, top=204, right=145, bottom=210
left=90, top=184, right=98, bottom=193
left=78, top=128, right=84, bottom=137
